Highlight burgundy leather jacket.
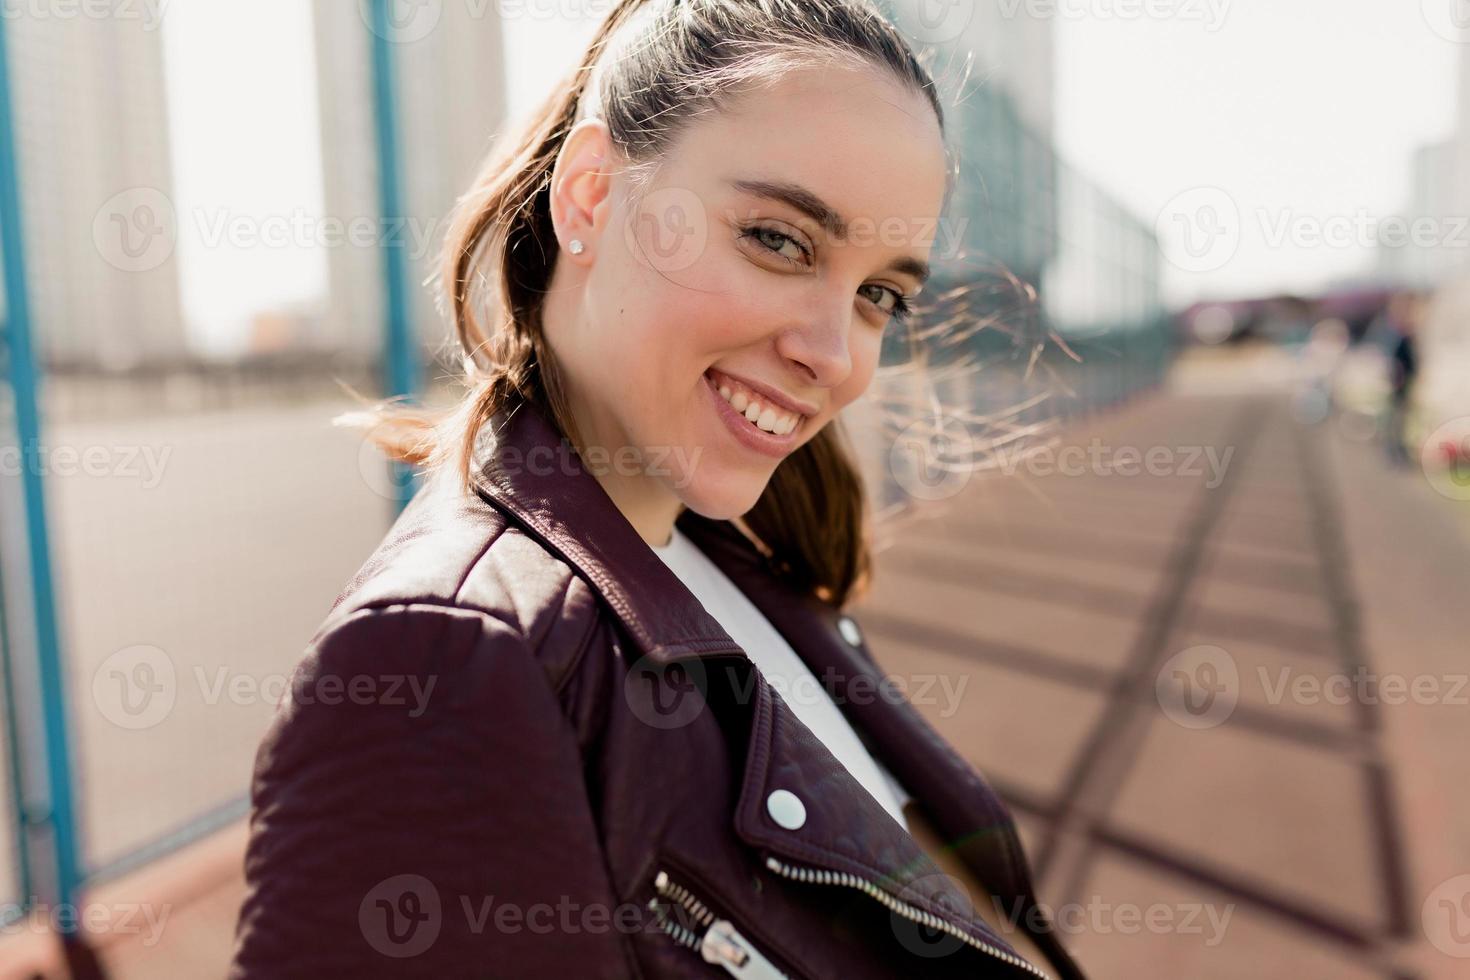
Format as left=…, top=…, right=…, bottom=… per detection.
left=229, top=396, right=1084, bottom=979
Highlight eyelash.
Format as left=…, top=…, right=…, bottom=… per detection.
left=740, top=225, right=915, bottom=323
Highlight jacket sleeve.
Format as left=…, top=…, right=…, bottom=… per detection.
left=228, top=603, right=640, bottom=979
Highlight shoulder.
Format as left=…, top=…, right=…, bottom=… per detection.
left=312, top=471, right=606, bottom=694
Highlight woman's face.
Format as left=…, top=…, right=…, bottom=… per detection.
left=543, top=63, right=948, bottom=529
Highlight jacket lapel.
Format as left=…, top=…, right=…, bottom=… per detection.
left=468, top=395, right=1037, bottom=971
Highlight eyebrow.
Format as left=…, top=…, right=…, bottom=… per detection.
left=726, top=176, right=932, bottom=286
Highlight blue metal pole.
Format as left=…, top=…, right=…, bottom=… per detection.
left=369, top=0, right=421, bottom=513
left=0, top=14, right=83, bottom=930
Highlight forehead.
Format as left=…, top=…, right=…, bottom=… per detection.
left=665, top=64, right=949, bottom=237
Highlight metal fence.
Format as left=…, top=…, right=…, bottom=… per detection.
left=0, top=1, right=1172, bottom=963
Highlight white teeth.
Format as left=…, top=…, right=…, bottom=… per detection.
left=711, top=372, right=800, bottom=436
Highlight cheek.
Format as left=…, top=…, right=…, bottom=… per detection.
left=835, top=330, right=884, bottom=405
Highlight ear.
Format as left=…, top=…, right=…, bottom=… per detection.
left=550, top=119, right=614, bottom=260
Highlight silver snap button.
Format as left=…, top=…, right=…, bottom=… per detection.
left=765, top=789, right=806, bottom=830
left=837, top=615, right=863, bottom=647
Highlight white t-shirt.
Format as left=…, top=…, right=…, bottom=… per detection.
left=651, top=524, right=912, bottom=831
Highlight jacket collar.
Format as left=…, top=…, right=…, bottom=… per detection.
left=467, top=395, right=1042, bottom=973
left=469, top=395, right=748, bottom=665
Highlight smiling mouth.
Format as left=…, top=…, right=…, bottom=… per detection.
left=704, top=369, right=805, bottom=436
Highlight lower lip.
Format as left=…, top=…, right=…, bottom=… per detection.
left=703, top=371, right=804, bottom=459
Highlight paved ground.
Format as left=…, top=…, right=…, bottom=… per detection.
left=2, top=347, right=1468, bottom=978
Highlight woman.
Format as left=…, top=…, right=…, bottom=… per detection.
left=230, top=0, right=1084, bottom=976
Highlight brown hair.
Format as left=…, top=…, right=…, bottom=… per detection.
left=340, top=0, right=953, bottom=608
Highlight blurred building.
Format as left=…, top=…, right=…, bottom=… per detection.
left=880, top=0, right=1058, bottom=293
left=1375, top=139, right=1464, bottom=289
left=310, top=1, right=509, bottom=368
left=876, top=0, right=1163, bottom=386
left=1388, top=36, right=1470, bottom=431
left=4, top=12, right=186, bottom=370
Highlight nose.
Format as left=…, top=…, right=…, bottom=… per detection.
left=774, top=298, right=854, bottom=389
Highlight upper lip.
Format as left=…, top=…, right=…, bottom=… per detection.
left=707, top=368, right=820, bottom=418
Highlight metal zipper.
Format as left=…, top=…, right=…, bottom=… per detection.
left=649, top=869, right=792, bottom=979
left=762, top=855, right=1053, bottom=980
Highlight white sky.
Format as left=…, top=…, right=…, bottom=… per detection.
left=1054, top=0, right=1460, bottom=307
left=158, top=1, right=1459, bottom=352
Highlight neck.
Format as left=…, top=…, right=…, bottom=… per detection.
left=559, top=388, right=685, bottom=549
left=595, top=465, right=686, bottom=548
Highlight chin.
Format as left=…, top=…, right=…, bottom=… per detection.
left=675, top=470, right=771, bottom=522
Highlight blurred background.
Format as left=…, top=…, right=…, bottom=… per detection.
left=0, top=1, right=1466, bottom=977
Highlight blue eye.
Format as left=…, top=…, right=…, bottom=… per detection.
left=861, top=283, right=914, bottom=323
left=742, top=225, right=809, bottom=265
left=742, top=224, right=916, bottom=324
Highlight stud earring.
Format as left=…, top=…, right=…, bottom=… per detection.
left=568, top=239, right=585, bottom=255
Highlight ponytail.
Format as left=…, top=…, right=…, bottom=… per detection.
left=340, top=0, right=949, bottom=608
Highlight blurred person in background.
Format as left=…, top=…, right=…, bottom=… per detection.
left=227, top=0, right=1083, bottom=977
left=1369, top=291, right=1423, bottom=466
